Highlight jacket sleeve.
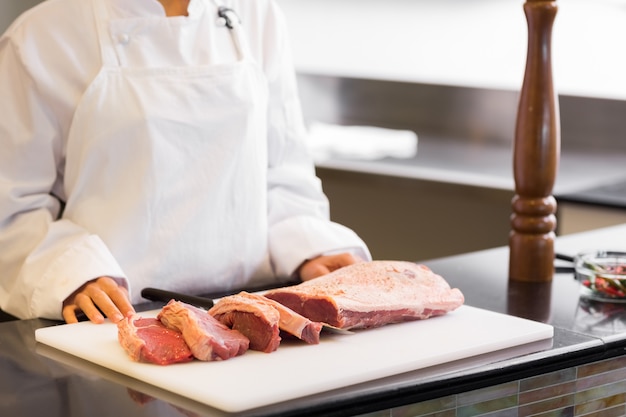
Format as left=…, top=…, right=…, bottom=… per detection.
left=0, top=25, right=127, bottom=320
left=258, top=1, right=371, bottom=277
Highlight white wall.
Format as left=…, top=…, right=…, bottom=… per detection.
left=277, top=0, right=626, bottom=100
left=4, top=0, right=625, bottom=100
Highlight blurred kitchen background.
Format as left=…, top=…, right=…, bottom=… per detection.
left=3, top=0, right=626, bottom=261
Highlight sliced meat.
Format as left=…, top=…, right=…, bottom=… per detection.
left=212, top=292, right=323, bottom=345
left=157, top=300, right=249, bottom=361
left=254, top=293, right=323, bottom=344
left=117, top=315, right=194, bottom=365
left=264, top=260, right=465, bottom=330
left=209, top=292, right=282, bottom=353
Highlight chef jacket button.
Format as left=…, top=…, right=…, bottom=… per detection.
left=216, top=17, right=227, bottom=27
left=118, top=33, right=130, bottom=45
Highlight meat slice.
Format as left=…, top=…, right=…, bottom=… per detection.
left=253, top=293, right=323, bottom=344
left=208, top=292, right=282, bottom=353
left=264, top=260, right=465, bottom=330
left=117, top=315, right=194, bottom=365
left=210, top=292, right=323, bottom=347
left=157, top=300, right=249, bottom=361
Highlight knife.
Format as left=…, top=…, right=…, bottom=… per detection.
left=141, top=288, right=215, bottom=309
left=141, top=287, right=354, bottom=334
left=554, top=253, right=575, bottom=274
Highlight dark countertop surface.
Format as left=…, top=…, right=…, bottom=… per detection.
left=2, top=225, right=626, bottom=417
left=557, top=179, right=626, bottom=209
left=426, top=226, right=626, bottom=343
left=314, top=135, right=626, bottom=206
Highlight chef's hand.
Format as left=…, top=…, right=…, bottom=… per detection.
left=298, top=253, right=363, bottom=281
left=62, top=276, right=135, bottom=324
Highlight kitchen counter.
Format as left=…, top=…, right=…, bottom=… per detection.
left=297, top=75, right=626, bottom=260
left=311, top=135, right=626, bottom=260
left=297, top=74, right=626, bottom=201
left=314, top=134, right=626, bottom=197
left=558, top=179, right=626, bottom=210
left=2, top=225, right=626, bottom=417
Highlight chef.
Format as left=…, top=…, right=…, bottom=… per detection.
left=0, top=0, right=370, bottom=323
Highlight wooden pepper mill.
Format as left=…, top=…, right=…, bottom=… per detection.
left=509, top=0, right=560, bottom=282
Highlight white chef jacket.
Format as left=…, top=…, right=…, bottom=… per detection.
left=0, top=0, right=370, bottom=320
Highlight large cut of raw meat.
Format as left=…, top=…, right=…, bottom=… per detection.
left=117, top=315, right=194, bottom=365
left=157, top=300, right=249, bottom=361
left=209, top=292, right=323, bottom=350
left=263, top=260, right=465, bottom=330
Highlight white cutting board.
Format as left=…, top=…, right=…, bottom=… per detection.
left=35, top=305, right=552, bottom=413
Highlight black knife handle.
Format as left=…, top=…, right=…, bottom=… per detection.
left=141, top=288, right=214, bottom=309
left=555, top=253, right=574, bottom=263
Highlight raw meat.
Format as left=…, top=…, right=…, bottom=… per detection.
left=117, top=315, right=194, bottom=365
left=209, top=292, right=282, bottom=353
left=157, top=300, right=249, bottom=361
left=264, top=260, right=465, bottom=330
left=251, top=293, right=323, bottom=344
left=209, top=292, right=323, bottom=349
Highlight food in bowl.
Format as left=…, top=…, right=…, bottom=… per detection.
left=575, top=251, right=626, bottom=302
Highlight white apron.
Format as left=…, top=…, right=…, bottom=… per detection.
left=62, top=0, right=271, bottom=301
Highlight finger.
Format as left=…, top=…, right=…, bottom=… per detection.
left=329, top=253, right=360, bottom=270
left=89, top=277, right=134, bottom=322
left=107, top=285, right=135, bottom=320
left=73, top=292, right=105, bottom=323
left=62, top=304, right=80, bottom=324
left=299, top=261, right=330, bottom=281
left=300, top=253, right=361, bottom=281
left=84, top=288, right=124, bottom=323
